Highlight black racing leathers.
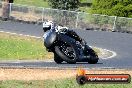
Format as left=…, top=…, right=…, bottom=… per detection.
left=65, top=30, right=85, bottom=45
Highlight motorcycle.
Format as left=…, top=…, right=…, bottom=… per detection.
left=43, top=27, right=99, bottom=64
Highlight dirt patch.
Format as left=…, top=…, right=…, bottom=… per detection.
left=0, top=68, right=132, bottom=80
left=0, top=68, right=76, bottom=80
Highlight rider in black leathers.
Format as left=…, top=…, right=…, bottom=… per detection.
left=43, top=21, right=98, bottom=63
left=43, top=21, right=86, bottom=46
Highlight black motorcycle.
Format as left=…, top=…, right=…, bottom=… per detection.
left=43, top=27, right=99, bottom=64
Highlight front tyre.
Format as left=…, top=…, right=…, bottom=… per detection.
left=55, top=44, right=76, bottom=64
left=54, top=53, right=63, bottom=64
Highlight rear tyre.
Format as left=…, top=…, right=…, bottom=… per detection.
left=84, top=45, right=99, bottom=64
left=88, top=49, right=99, bottom=64
left=54, top=53, right=63, bottom=64
left=88, top=55, right=99, bottom=64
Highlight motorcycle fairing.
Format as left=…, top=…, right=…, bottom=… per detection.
left=43, top=30, right=57, bottom=48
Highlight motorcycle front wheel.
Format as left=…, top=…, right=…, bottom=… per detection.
left=54, top=53, right=63, bottom=64
left=55, top=42, right=77, bottom=64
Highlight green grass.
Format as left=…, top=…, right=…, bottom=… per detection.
left=0, top=78, right=131, bottom=88
left=14, top=0, right=92, bottom=8
left=14, top=0, right=50, bottom=8
left=81, top=0, right=92, bottom=3
left=0, top=80, right=45, bottom=88
left=79, top=6, right=91, bottom=13
left=0, top=32, right=53, bottom=60
left=14, top=0, right=92, bottom=13
left=44, top=78, right=132, bottom=88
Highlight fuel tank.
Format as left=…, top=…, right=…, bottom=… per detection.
left=43, top=30, right=57, bottom=48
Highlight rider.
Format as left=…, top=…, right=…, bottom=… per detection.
left=43, top=21, right=86, bottom=46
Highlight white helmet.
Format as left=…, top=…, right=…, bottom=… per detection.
left=43, top=21, right=54, bottom=32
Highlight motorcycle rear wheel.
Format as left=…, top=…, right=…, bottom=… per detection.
left=86, top=47, right=99, bottom=64
left=88, top=55, right=99, bottom=64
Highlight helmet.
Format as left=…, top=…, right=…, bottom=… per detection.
left=43, top=21, right=53, bottom=32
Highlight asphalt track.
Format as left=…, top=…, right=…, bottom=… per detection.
left=0, top=21, right=132, bottom=69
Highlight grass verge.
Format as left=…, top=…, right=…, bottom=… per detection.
left=14, top=0, right=91, bottom=13
left=0, top=32, right=53, bottom=60
left=0, top=78, right=131, bottom=88
left=14, top=0, right=50, bottom=8
left=44, top=78, right=132, bottom=88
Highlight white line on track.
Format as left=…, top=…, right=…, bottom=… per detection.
left=102, top=48, right=117, bottom=59
left=0, top=31, right=41, bottom=39
left=93, top=46, right=117, bottom=59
